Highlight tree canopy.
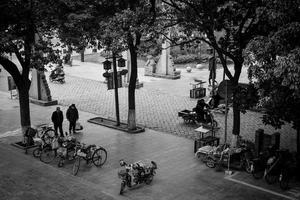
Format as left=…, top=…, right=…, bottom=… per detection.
left=160, top=0, right=300, bottom=138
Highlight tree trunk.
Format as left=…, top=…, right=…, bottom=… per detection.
left=80, top=49, right=84, bottom=62
left=0, top=57, right=31, bottom=140
left=18, top=85, right=31, bottom=141
left=128, top=45, right=137, bottom=131
left=231, top=61, right=242, bottom=147
left=231, top=99, right=240, bottom=147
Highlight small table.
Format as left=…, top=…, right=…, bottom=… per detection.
left=194, top=126, right=220, bottom=153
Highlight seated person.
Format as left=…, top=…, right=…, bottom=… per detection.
left=209, top=93, right=223, bottom=108
left=193, top=99, right=209, bottom=122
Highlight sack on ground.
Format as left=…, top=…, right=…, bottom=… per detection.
left=75, top=122, right=83, bottom=131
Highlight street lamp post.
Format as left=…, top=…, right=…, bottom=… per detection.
left=103, top=52, right=127, bottom=126
left=112, top=53, right=120, bottom=126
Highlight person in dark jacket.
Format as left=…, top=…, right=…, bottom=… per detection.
left=51, top=107, right=64, bottom=137
left=193, top=99, right=209, bottom=122
left=66, top=104, right=79, bottom=134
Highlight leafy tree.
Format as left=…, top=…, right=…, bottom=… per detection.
left=160, top=0, right=299, bottom=143
left=92, top=0, right=157, bottom=130
left=0, top=0, right=61, bottom=136
left=245, top=21, right=300, bottom=153
left=54, top=0, right=98, bottom=62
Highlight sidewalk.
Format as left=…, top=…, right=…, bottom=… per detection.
left=0, top=144, right=115, bottom=200
left=0, top=91, right=294, bottom=200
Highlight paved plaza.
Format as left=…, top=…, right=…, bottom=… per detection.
left=0, top=55, right=299, bottom=200
left=0, top=91, right=297, bottom=200
left=48, top=57, right=297, bottom=151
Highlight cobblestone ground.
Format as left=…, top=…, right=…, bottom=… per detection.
left=48, top=68, right=297, bottom=151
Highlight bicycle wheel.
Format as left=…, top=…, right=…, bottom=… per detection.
left=252, top=170, right=264, bottom=179
left=251, top=163, right=264, bottom=179
left=40, top=146, right=55, bottom=164
left=244, top=160, right=252, bottom=174
left=72, top=157, right=81, bottom=176
left=58, top=157, right=65, bottom=167
left=279, top=173, right=290, bottom=190
left=206, top=157, right=216, bottom=168
left=33, top=147, right=41, bottom=158
left=44, top=129, right=55, bottom=144
left=92, top=147, right=107, bottom=167
left=265, top=173, right=277, bottom=184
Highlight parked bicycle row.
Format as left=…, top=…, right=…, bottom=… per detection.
left=24, top=124, right=107, bottom=175
left=195, top=138, right=299, bottom=190
left=23, top=124, right=157, bottom=195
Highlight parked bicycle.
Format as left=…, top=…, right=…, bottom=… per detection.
left=39, top=136, right=77, bottom=165
left=72, top=142, right=107, bottom=175
left=57, top=136, right=78, bottom=167
left=24, top=124, right=55, bottom=155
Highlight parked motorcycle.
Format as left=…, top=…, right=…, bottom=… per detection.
left=49, top=67, right=65, bottom=84
left=118, top=159, right=157, bottom=195
left=264, top=149, right=292, bottom=186
left=251, top=145, right=277, bottom=179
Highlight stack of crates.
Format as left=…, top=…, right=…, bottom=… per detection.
left=190, top=81, right=206, bottom=98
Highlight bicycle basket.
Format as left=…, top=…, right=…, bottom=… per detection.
left=76, top=149, right=87, bottom=158
left=57, top=147, right=67, bottom=156
left=25, top=127, right=37, bottom=138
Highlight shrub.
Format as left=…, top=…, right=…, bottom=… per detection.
left=173, top=54, right=202, bottom=64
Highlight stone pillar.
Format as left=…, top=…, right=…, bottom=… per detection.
left=146, top=34, right=180, bottom=79
left=255, top=129, right=264, bottom=155
left=29, top=69, right=57, bottom=106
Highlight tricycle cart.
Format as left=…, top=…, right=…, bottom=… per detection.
left=178, top=109, right=197, bottom=124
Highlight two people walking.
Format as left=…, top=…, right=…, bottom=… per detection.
left=51, top=104, right=79, bottom=137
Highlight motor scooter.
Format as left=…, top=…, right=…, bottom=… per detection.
left=118, top=159, right=157, bottom=195
left=49, top=67, right=65, bottom=84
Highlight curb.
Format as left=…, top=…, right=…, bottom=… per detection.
left=87, top=117, right=145, bottom=134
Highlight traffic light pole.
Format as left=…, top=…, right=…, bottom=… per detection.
left=112, top=53, right=120, bottom=126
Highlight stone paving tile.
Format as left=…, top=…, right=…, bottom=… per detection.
left=48, top=73, right=297, bottom=151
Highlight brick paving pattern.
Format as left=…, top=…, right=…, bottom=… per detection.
left=49, top=72, right=297, bottom=151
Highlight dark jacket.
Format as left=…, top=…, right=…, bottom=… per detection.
left=193, top=101, right=209, bottom=117
left=66, top=106, right=79, bottom=122
left=51, top=110, right=64, bottom=125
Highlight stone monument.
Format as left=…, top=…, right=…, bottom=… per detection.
left=144, top=38, right=181, bottom=79
left=29, top=69, right=57, bottom=106
left=123, top=50, right=143, bottom=89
